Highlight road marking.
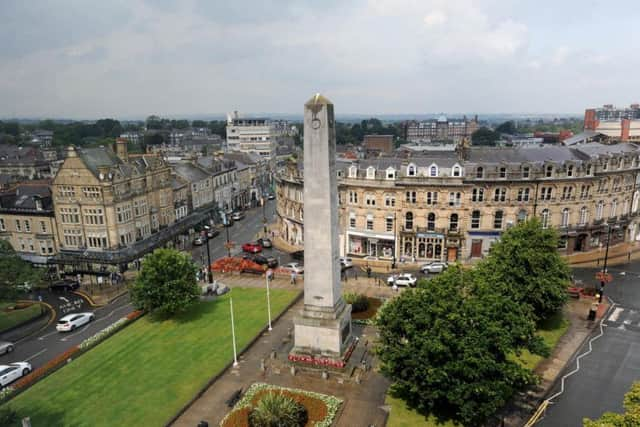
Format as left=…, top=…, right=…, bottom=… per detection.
left=38, top=330, right=60, bottom=340
left=25, top=348, right=47, bottom=362
left=609, top=307, right=624, bottom=322
left=60, top=323, right=91, bottom=341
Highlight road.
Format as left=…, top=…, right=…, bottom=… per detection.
left=0, top=200, right=284, bottom=373
left=539, top=260, right=640, bottom=426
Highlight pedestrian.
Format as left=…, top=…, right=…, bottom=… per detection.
left=38, top=294, right=43, bottom=303
left=367, top=266, right=372, bottom=278
left=290, top=271, right=297, bottom=285
left=97, top=275, right=103, bottom=289
left=392, top=283, right=398, bottom=292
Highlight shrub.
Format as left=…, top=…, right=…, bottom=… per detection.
left=0, top=406, right=18, bottom=425
left=248, top=392, right=308, bottom=427
left=343, top=292, right=369, bottom=313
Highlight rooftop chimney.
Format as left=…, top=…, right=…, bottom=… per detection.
left=115, top=138, right=128, bottom=162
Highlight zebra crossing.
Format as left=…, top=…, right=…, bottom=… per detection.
left=605, top=306, right=640, bottom=333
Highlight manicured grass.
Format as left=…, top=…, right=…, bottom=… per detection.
left=0, top=302, right=42, bottom=332
left=385, top=394, right=460, bottom=427
left=4, top=288, right=298, bottom=427
left=511, top=311, right=570, bottom=370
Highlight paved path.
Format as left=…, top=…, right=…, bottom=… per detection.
left=171, top=298, right=390, bottom=427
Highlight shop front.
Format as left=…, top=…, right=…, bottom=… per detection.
left=400, top=231, right=446, bottom=262
left=347, top=230, right=395, bottom=259
left=465, top=231, right=501, bottom=260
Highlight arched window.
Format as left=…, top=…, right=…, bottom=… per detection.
left=449, top=213, right=458, bottom=231
left=407, top=164, right=416, bottom=177
left=611, top=200, right=618, bottom=218
left=386, top=167, right=396, bottom=180
left=348, top=165, right=357, bottom=178
left=596, top=201, right=604, bottom=220
left=493, top=211, right=504, bottom=229
left=405, top=212, right=413, bottom=230
left=427, top=213, right=436, bottom=231
left=429, top=164, right=438, bottom=177
left=579, top=206, right=588, bottom=225
left=561, top=208, right=570, bottom=227
left=404, top=241, right=412, bottom=256
left=476, top=167, right=484, bottom=178
left=517, top=209, right=528, bottom=223
left=541, top=209, right=550, bottom=229
left=452, top=165, right=461, bottom=177
left=366, top=166, right=376, bottom=179
left=418, top=243, right=426, bottom=258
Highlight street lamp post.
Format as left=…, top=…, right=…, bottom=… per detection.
left=599, top=223, right=613, bottom=303
left=204, top=231, right=213, bottom=284
left=230, top=297, right=238, bottom=367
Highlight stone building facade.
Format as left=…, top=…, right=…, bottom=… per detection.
left=275, top=142, right=640, bottom=263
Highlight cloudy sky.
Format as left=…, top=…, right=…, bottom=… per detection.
left=1, top=0, right=639, bottom=118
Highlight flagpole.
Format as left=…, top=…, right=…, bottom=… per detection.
left=266, top=271, right=273, bottom=331
left=230, top=297, right=238, bottom=367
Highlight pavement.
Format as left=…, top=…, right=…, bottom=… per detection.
left=534, top=260, right=640, bottom=426
left=171, top=297, right=391, bottom=427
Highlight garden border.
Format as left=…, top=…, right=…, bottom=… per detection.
left=164, top=290, right=304, bottom=427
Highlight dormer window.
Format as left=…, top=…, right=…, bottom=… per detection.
left=366, top=166, right=376, bottom=179
left=586, top=164, right=592, bottom=175
left=522, top=166, right=530, bottom=178
left=348, top=165, right=357, bottom=178
left=429, top=164, right=438, bottom=177
left=452, top=164, right=462, bottom=177
left=499, top=167, right=507, bottom=178
left=603, top=160, right=608, bottom=171
left=476, top=167, right=484, bottom=178
left=386, top=167, right=396, bottom=180
left=407, top=164, right=416, bottom=177
left=545, top=165, right=554, bottom=177
left=567, top=165, right=574, bottom=177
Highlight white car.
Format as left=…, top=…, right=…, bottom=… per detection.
left=340, top=257, right=353, bottom=269
left=283, top=262, right=304, bottom=274
left=0, top=362, right=31, bottom=387
left=420, top=262, right=448, bottom=274
left=387, top=273, right=417, bottom=287
left=56, top=312, right=95, bottom=332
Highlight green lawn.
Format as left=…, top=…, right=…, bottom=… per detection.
left=510, top=311, right=570, bottom=370
left=4, top=288, right=298, bottom=427
left=0, top=302, right=42, bottom=332
left=386, top=311, right=569, bottom=427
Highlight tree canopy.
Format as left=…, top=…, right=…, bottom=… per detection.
left=130, top=248, right=200, bottom=317
left=476, top=218, right=570, bottom=320
left=377, top=266, right=545, bottom=426
left=0, top=240, right=44, bottom=300
left=495, top=120, right=517, bottom=135
left=584, top=381, right=640, bottom=426
left=471, top=127, right=500, bottom=146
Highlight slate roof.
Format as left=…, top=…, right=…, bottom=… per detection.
left=0, top=145, right=46, bottom=165
left=172, top=163, right=210, bottom=183
left=76, top=147, right=164, bottom=179
left=0, top=184, right=53, bottom=212
left=466, top=145, right=589, bottom=164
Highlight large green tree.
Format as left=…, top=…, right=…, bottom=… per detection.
left=495, top=120, right=517, bottom=135
left=130, top=249, right=200, bottom=317
left=471, top=127, right=500, bottom=146
left=377, top=266, right=545, bottom=426
left=0, top=240, right=43, bottom=300
left=584, top=381, right=640, bottom=426
left=477, top=218, right=570, bottom=320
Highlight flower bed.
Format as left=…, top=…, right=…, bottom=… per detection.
left=1, top=310, right=144, bottom=403
left=220, top=383, right=342, bottom=427
left=211, top=257, right=266, bottom=273
left=288, top=338, right=358, bottom=369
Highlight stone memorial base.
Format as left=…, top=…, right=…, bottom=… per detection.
left=289, top=299, right=354, bottom=369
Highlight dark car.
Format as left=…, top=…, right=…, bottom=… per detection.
left=244, top=254, right=277, bottom=268
left=257, top=238, right=272, bottom=248
left=49, top=279, right=80, bottom=292
left=291, top=250, right=304, bottom=261
left=207, top=229, right=220, bottom=239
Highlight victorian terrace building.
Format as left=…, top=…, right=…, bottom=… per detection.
left=276, top=142, right=640, bottom=264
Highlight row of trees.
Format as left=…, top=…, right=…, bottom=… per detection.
left=376, top=219, right=571, bottom=425
left=0, top=241, right=44, bottom=300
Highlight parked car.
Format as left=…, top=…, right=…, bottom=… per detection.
left=204, top=226, right=219, bottom=239
left=283, top=262, right=304, bottom=274
left=291, top=250, right=304, bottom=261
left=0, top=341, right=14, bottom=355
left=232, top=211, right=245, bottom=221
left=267, top=194, right=276, bottom=200
left=247, top=255, right=278, bottom=268
left=216, top=284, right=230, bottom=296
left=339, top=257, right=354, bottom=269
left=242, top=242, right=263, bottom=253
left=257, top=238, right=272, bottom=248
left=420, top=262, right=448, bottom=274
left=0, top=362, right=31, bottom=387
left=223, top=217, right=234, bottom=227
left=193, top=236, right=205, bottom=246
left=49, top=279, right=80, bottom=292
left=387, top=273, right=417, bottom=287
left=56, top=312, right=94, bottom=332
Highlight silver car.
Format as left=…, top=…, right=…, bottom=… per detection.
left=0, top=341, right=14, bottom=355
